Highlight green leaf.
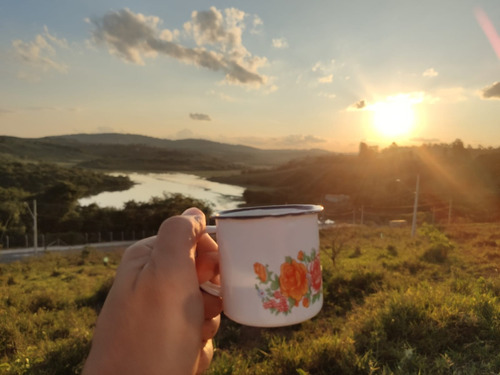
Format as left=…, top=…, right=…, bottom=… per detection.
left=271, top=276, right=280, bottom=290
left=285, top=256, right=293, bottom=264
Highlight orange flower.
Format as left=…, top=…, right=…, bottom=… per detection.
left=253, top=262, right=267, bottom=282
left=302, top=297, right=310, bottom=308
left=279, top=260, right=308, bottom=302
left=297, top=250, right=305, bottom=261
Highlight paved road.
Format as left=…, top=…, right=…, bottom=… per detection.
left=0, top=241, right=135, bottom=263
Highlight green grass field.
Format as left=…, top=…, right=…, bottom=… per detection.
left=1, top=224, right=500, bottom=374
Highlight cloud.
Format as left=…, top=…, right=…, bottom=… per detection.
left=422, top=68, right=438, bottom=77
left=89, top=8, right=267, bottom=87
left=96, top=126, right=116, bottom=133
left=311, top=59, right=336, bottom=73
left=173, top=129, right=195, bottom=139
left=250, top=15, right=264, bottom=34
left=481, top=81, right=500, bottom=99
left=275, top=134, right=326, bottom=147
left=12, top=26, right=68, bottom=80
left=189, top=113, right=212, bottom=121
left=272, top=38, right=288, bottom=49
left=310, top=59, right=336, bottom=86
left=351, top=100, right=367, bottom=110
left=318, top=74, right=333, bottom=83
left=318, top=92, right=336, bottom=100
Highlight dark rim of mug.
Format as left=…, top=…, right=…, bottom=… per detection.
left=212, top=204, right=324, bottom=220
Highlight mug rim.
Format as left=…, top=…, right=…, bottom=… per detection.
left=212, top=204, right=324, bottom=220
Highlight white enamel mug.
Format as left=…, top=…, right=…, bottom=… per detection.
left=201, top=204, right=324, bottom=327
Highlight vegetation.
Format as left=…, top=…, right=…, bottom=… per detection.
left=1, top=223, right=499, bottom=374
left=213, top=140, right=500, bottom=223
left=0, top=134, right=327, bottom=171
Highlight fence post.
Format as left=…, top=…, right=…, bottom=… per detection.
left=5, top=235, right=8, bottom=249
left=25, top=235, right=29, bottom=248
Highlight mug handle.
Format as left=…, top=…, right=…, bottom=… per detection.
left=200, top=225, right=222, bottom=297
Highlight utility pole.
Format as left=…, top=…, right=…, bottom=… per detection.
left=25, top=200, right=38, bottom=253
left=448, top=197, right=453, bottom=225
left=411, top=175, right=420, bottom=238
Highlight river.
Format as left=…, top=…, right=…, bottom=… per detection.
left=78, top=172, right=245, bottom=212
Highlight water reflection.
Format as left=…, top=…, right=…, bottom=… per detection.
left=78, top=172, right=245, bottom=211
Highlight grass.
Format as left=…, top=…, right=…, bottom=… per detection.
left=1, top=224, right=500, bottom=374
left=0, top=247, right=121, bottom=374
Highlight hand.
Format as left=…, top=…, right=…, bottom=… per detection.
left=82, top=208, right=222, bottom=375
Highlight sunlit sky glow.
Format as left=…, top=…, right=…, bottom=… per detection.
left=1, top=0, right=499, bottom=152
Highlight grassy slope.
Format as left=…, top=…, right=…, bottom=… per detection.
left=1, top=224, right=500, bottom=374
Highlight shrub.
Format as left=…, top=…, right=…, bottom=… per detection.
left=419, top=223, right=454, bottom=263
left=0, top=326, right=17, bottom=357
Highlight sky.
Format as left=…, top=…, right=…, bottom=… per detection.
left=1, top=0, right=499, bottom=152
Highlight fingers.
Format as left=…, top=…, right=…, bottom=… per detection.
left=202, top=291, right=222, bottom=319
left=201, top=315, right=221, bottom=342
left=149, top=213, right=205, bottom=280
left=196, top=340, right=215, bottom=375
left=196, top=236, right=219, bottom=283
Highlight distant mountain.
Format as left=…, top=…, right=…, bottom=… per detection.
left=0, top=133, right=331, bottom=171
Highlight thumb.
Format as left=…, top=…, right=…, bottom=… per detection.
left=149, top=210, right=205, bottom=284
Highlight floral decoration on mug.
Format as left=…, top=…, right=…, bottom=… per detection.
left=254, top=248, right=322, bottom=315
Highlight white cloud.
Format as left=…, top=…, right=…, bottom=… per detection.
left=318, top=92, right=336, bottom=100
left=12, top=26, right=68, bottom=80
left=311, top=59, right=336, bottom=73
left=251, top=15, right=264, bottom=34
left=90, top=8, right=267, bottom=87
left=422, top=68, right=438, bottom=77
left=272, top=38, right=288, bottom=49
left=318, top=74, right=333, bottom=83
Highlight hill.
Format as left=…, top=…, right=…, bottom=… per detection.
left=0, top=134, right=330, bottom=171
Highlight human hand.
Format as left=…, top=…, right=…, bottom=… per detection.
left=82, top=208, right=222, bottom=375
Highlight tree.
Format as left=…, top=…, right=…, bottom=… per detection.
left=0, top=187, right=28, bottom=241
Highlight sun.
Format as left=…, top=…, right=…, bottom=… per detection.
left=371, top=95, right=417, bottom=139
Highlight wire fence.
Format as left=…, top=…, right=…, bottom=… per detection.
left=1, top=229, right=158, bottom=250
